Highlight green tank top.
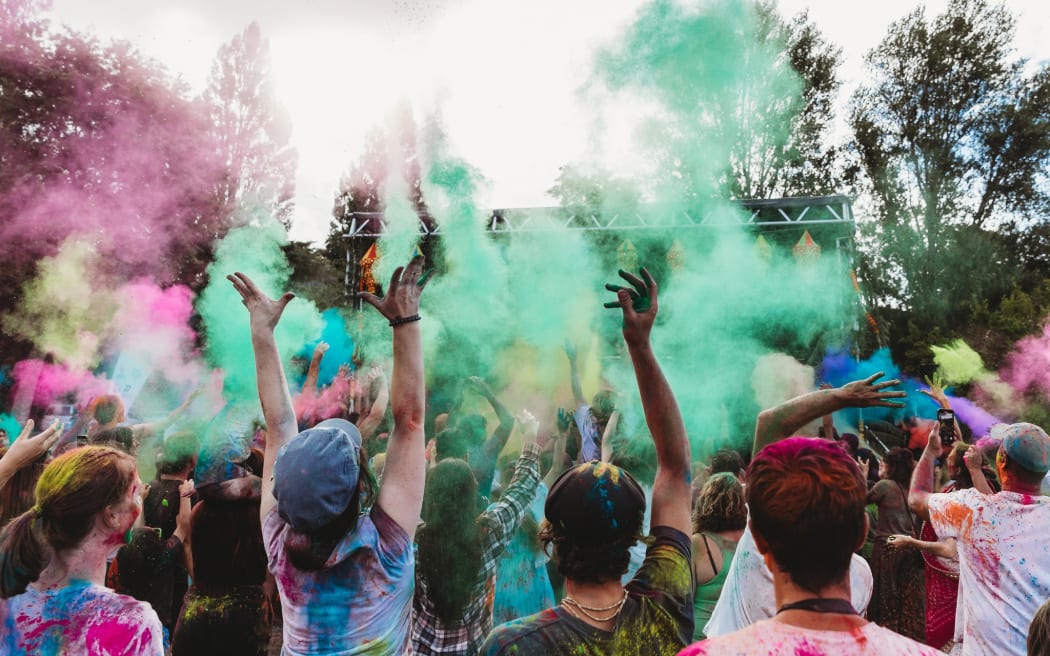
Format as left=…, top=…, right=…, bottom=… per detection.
left=692, top=532, right=738, bottom=641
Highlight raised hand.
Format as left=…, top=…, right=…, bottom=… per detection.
left=563, top=341, right=577, bottom=363
left=921, top=373, right=950, bottom=408
left=518, top=409, right=538, bottom=445
left=963, top=446, right=983, bottom=471
left=840, top=372, right=907, bottom=408
left=856, top=455, right=870, bottom=480
left=2, top=420, right=61, bottom=470
left=358, top=256, right=430, bottom=323
left=227, top=272, right=295, bottom=332
left=604, top=267, right=658, bottom=345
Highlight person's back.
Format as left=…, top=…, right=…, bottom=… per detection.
left=232, top=259, right=427, bottom=656
left=411, top=440, right=541, bottom=655
left=482, top=267, right=695, bottom=656
left=0, top=580, right=162, bottom=655
left=0, top=445, right=164, bottom=656
left=482, top=522, right=693, bottom=655
left=911, top=422, right=1050, bottom=656
left=932, top=488, right=1050, bottom=654
left=680, top=619, right=943, bottom=655
left=265, top=502, right=413, bottom=654
left=678, top=368, right=939, bottom=656
left=702, top=523, right=873, bottom=638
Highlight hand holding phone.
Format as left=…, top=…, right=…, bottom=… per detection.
left=937, top=408, right=956, bottom=446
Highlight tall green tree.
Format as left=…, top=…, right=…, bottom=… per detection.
left=203, top=21, right=298, bottom=228
left=849, top=0, right=1050, bottom=366
left=589, top=0, right=842, bottom=203
left=721, top=2, right=843, bottom=199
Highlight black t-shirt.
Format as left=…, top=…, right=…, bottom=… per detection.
left=480, top=526, right=694, bottom=656
left=144, top=479, right=183, bottom=539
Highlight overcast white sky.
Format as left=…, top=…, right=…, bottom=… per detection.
left=48, top=0, right=1050, bottom=244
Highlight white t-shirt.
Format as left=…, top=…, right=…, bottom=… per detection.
left=929, top=488, right=1050, bottom=656
left=703, top=524, right=873, bottom=638
left=678, top=618, right=942, bottom=655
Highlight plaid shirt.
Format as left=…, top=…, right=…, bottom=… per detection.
left=411, top=443, right=542, bottom=655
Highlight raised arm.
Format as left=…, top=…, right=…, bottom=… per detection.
left=600, top=410, right=620, bottom=462
left=605, top=268, right=690, bottom=535
left=752, top=372, right=906, bottom=456
left=131, top=386, right=202, bottom=442
left=544, top=420, right=570, bottom=489
left=818, top=384, right=836, bottom=440
left=564, top=342, right=586, bottom=407
left=357, top=367, right=389, bottom=441
left=963, top=447, right=996, bottom=495
left=228, top=272, right=298, bottom=523
left=469, top=376, right=515, bottom=461
left=0, top=420, right=61, bottom=490
left=359, top=258, right=429, bottom=536
left=921, top=375, right=962, bottom=441
left=301, top=341, right=329, bottom=397
left=909, top=426, right=940, bottom=522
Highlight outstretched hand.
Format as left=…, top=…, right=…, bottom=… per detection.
left=358, top=256, right=429, bottom=322
left=1, top=420, right=61, bottom=472
left=227, top=272, right=295, bottom=332
left=963, top=445, right=983, bottom=470
left=921, top=374, right=950, bottom=408
left=604, top=267, right=658, bottom=345
left=840, top=372, right=906, bottom=408
left=563, top=341, right=578, bottom=363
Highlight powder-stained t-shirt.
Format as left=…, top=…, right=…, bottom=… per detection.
left=0, top=581, right=164, bottom=656
left=929, top=488, right=1050, bottom=656
left=479, top=525, right=693, bottom=656
left=676, top=618, right=943, bottom=656
left=263, top=503, right=414, bottom=656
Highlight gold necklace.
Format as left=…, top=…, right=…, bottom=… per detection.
left=561, top=589, right=628, bottom=623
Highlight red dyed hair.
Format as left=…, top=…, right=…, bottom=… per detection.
left=746, top=437, right=866, bottom=594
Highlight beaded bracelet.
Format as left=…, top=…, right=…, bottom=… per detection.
left=389, top=314, right=421, bottom=327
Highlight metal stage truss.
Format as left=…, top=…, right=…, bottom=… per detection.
left=340, top=195, right=862, bottom=334
left=340, top=195, right=856, bottom=238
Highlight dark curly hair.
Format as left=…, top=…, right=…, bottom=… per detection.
left=538, top=512, right=646, bottom=584
left=883, top=447, right=914, bottom=487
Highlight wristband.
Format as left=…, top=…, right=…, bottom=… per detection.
left=389, top=314, right=421, bottom=327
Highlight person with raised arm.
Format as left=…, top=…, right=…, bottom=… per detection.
left=461, top=376, right=516, bottom=497
left=481, top=267, right=694, bottom=655
left=910, top=421, right=1050, bottom=656
left=229, top=255, right=427, bottom=656
left=702, top=374, right=905, bottom=639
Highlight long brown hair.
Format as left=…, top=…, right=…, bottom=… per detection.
left=417, top=459, right=482, bottom=624
left=0, top=446, right=137, bottom=597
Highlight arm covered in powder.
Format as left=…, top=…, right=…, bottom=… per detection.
left=752, top=372, right=906, bottom=456
left=908, top=426, right=940, bottom=522
left=359, top=257, right=429, bottom=537
left=227, top=272, right=299, bottom=522
left=606, top=268, right=691, bottom=535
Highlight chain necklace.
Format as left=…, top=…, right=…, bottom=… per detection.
left=561, top=588, right=628, bottom=623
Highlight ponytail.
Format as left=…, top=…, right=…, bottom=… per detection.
left=0, top=509, right=47, bottom=598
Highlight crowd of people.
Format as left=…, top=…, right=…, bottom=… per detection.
left=0, top=256, right=1048, bottom=656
